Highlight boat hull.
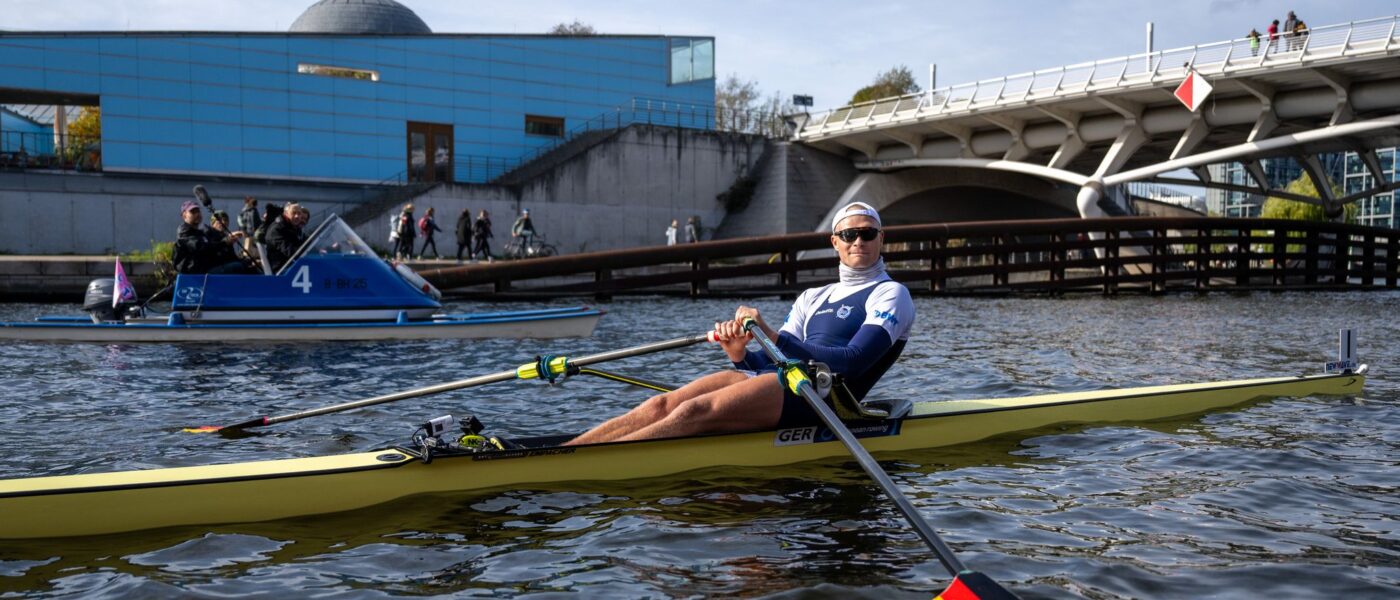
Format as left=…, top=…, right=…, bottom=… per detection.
left=0, top=307, right=603, bottom=342
left=0, top=372, right=1364, bottom=538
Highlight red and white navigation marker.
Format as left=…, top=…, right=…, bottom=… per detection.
left=1173, top=70, right=1214, bottom=112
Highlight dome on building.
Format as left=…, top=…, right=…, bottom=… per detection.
left=289, top=0, right=432, bottom=35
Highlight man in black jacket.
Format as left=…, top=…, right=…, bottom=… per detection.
left=264, top=203, right=309, bottom=274
left=173, top=201, right=245, bottom=275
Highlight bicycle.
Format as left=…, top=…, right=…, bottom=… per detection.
left=503, top=234, right=558, bottom=259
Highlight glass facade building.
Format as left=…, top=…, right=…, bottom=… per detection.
left=1344, top=148, right=1396, bottom=228
left=1206, top=155, right=1348, bottom=218
left=0, top=29, right=715, bottom=184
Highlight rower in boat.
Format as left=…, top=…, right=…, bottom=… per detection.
left=567, top=201, right=914, bottom=444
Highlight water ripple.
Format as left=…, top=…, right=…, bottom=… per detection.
left=0, top=293, right=1397, bottom=598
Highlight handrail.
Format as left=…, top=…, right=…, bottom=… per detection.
left=797, top=14, right=1400, bottom=140
left=420, top=216, right=1399, bottom=297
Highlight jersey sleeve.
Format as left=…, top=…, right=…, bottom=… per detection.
left=863, top=281, right=915, bottom=341
left=779, top=286, right=823, bottom=339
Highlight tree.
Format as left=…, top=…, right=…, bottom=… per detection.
left=849, top=65, right=920, bottom=104
left=549, top=20, right=596, bottom=35
left=1261, top=174, right=1355, bottom=222
left=714, top=75, right=793, bottom=136
left=64, top=106, right=101, bottom=169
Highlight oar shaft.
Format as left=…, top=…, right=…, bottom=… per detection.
left=263, top=371, right=518, bottom=426
left=244, top=332, right=713, bottom=429
left=743, top=321, right=968, bottom=576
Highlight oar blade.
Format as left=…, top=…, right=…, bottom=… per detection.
left=935, top=571, right=1019, bottom=600
left=183, top=416, right=268, bottom=434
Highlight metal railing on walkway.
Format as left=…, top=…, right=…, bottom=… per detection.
left=796, top=15, right=1400, bottom=140
left=0, top=131, right=102, bottom=172
left=420, top=217, right=1398, bottom=299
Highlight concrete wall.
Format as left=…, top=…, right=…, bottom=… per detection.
left=358, top=125, right=768, bottom=254
left=0, top=171, right=387, bottom=254
left=0, top=124, right=767, bottom=255
left=713, top=142, right=859, bottom=239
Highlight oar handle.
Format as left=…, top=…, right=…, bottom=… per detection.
left=740, top=318, right=971, bottom=577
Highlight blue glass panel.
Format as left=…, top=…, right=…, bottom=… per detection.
left=333, top=96, right=375, bottom=117
left=292, top=128, right=335, bottom=153
left=242, top=126, right=290, bottom=151
left=0, top=65, right=44, bottom=89
left=142, top=79, right=192, bottom=102
left=192, top=122, right=242, bottom=146
left=193, top=102, right=241, bottom=124
left=102, top=140, right=140, bottom=169
left=142, top=120, right=192, bottom=145
left=334, top=155, right=382, bottom=179
left=243, top=108, right=290, bottom=128
left=138, top=98, right=192, bottom=120
left=293, top=153, right=336, bottom=179
left=140, top=143, right=193, bottom=171
left=291, top=110, right=334, bottom=131
left=242, top=69, right=290, bottom=90
left=45, top=71, right=99, bottom=94
left=290, top=91, right=334, bottom=112
left=243, top=149, right=290, bottom=176
left=376, top=135, right=403, bottom=158
left=98, top=54, right=140, bottom=76
left=335, top=132, right=379, bottom=155
left=190, top=64, right=241, bottom=85
left=191, top=147, right=242, bottom=173
left=334, top=115, right=377, bottom=135
left=241, top=88, right=290, bottom=109
left=101, top=116, right=143, bottom=142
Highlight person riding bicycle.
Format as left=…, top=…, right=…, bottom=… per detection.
left=511, top=208, right=536, bottom=254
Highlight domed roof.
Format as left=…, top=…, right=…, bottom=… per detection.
left=289, top=0, right=432, bottom=35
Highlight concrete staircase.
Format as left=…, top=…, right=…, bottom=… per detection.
left=491, top=129, right=620, bottom=186
left=340, top=181, right=440, bottom=228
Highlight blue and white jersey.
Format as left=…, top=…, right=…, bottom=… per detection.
left=736, top=273, right=915, bottom=400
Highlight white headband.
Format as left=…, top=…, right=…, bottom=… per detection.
left=831, top=202, right=882, bottom=231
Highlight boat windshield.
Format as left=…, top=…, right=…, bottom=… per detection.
left=282, top=215, right=375, bottom=269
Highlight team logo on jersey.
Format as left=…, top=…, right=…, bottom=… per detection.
left=836, top=304, right=853, bottom=319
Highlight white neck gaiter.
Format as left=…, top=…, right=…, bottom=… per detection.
left=839, top=257, right=886, bottom=285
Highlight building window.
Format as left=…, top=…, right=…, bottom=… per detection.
left=296, top=63, right=379, bottom=82
left=525, top=115, right=565, bottom=137
left=669, top=38, right=715, bottom=85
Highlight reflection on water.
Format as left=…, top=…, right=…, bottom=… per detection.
left=1, top=293, right=1398, bottom=598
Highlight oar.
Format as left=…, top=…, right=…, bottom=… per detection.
left=185, top=332, right=715, bottom=433
left=740, top=319, right=1019, bottom=600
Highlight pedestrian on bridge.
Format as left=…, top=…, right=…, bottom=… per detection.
left=1248, top=28, right=1261, bottom=56
left=1283, top=11, right=1298, bottom=51
left=666, top=219, right=678, bottom=246
left=1268, top=20, right=1280, bottom=52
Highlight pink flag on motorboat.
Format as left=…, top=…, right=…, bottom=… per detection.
left=113, top=258, right=138, bottom=308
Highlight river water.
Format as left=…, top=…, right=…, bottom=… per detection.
left=0, top=293, right=1396, bottom=599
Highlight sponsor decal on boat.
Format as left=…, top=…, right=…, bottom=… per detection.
left=773, top=419, right=903, bottom=446
left=471, top=447, right=577, bottom=461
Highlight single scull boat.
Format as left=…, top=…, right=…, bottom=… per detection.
left=0, top=369, right=1364, bottom=539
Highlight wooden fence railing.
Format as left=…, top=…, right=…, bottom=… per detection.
left=421, top=217, right=1399, bottom=298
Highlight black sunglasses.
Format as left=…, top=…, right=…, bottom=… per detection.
left=833, top=227, right=880, bottom=243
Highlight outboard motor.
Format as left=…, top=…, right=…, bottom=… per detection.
left=82, top=278, right=138, bottom=323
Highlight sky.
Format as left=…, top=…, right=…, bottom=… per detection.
left=5, top=0, right=1396, bottom=113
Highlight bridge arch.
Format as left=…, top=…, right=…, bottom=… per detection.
left=820, top=165, right=1081, bottom=230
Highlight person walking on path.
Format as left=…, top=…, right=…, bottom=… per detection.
left=665, top=219, right=679, bottom=246
left=455, top=208, right=473, bottom=263
left=418, top=206, right=443, bottom=259
left=685, top=215, right=701, bottom=243
left=1283, top=11, right=1298, bottom=51
left=1268, top=19, right=1280, bottom=52
left=1248, top=28, right=1261, bottom=56
left=473, top=210, right=494, bottom=262
left=394, top=204, right=416, bottom=261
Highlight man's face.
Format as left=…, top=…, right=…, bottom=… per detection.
left=830, top=214, right=883, bottom=269
left=293, top=211, right=309, bottom=227
left=183, top=208, right=201, bottom=225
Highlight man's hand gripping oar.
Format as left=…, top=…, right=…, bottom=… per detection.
left=183, top=332, right=717, bottom=434
left=739, top=317, right=1019, bottom=600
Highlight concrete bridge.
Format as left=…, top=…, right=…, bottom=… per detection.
left=790, top=16, right=1400, bottom=226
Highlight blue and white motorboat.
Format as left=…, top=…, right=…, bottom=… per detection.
left=0, top=216, right=604, bottom=342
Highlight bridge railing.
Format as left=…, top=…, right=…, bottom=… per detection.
left=420, top=217, right=1398, bottom=298
left=797, top=15, right=1400, bottom=140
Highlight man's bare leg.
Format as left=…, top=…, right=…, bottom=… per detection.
left=616, top=373, right=783, bottom=442
left=566, top=371, right=750, bottom=446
